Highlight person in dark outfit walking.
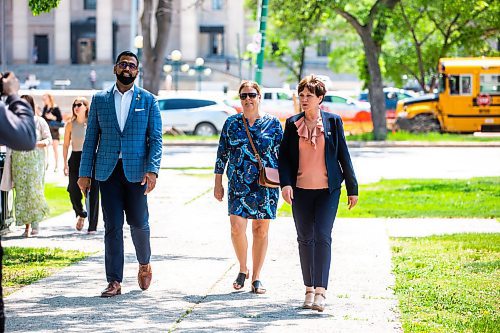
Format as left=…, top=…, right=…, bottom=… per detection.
left=63, top=97, right=99, bottom=234
left=279, top=75, right=358, bottom=312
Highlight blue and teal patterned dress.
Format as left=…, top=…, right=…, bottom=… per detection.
left=215, top=113, right=283, bottom=219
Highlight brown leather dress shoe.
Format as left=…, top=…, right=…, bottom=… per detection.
left=138, top=263, right=152, bottom=290
left=101, top=281, right=121, bottom=298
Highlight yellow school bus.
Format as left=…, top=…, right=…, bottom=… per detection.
left=395, top=57, right=500, bottom=132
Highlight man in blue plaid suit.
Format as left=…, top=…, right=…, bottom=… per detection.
left=78, top=51, right=162, bottom=297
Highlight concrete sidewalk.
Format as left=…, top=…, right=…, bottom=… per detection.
left=3, top=170, right=500, bottom=332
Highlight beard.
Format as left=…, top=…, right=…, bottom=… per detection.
left=116, top=72, right=137, bottom=85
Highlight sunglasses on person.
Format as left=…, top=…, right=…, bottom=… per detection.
left=73, top=103, right=83, bottom=108
left=239, top=93, right=258, bottom=100
left=116, top=61, right=138, bottom=70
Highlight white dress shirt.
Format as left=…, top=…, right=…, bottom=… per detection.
left=113, top=84, right=134, bottom=158
left=113, top=84, right=134, bottom=132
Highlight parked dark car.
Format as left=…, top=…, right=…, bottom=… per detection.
left=359, top=88, right=417, bottom=120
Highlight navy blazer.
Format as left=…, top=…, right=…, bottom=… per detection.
left=278, top=110, right=358, bottom=196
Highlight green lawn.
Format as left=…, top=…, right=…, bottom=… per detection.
left=2, top=247, right=91, bottom=296
left=162, top=131, right=500, bottom=142
left=278, top=177, right=500, bottom=218
left=44, top=183, right=72, bottom=218
left=391, top=233, right=500, bottom=333
left=347, top=131, right=500, bottom=142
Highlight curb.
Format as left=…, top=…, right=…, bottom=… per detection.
left=346, top=141, right=500, bottom=148
left=162, top=140, right=500, bottom=148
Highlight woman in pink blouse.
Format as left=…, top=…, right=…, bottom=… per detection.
left=278, top=75, right=359, bottom=312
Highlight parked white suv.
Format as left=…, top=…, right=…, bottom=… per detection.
left=158, top=96, right=236, bottom=135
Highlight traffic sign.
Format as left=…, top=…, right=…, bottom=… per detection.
left=477, top=94, right=491, bottom=106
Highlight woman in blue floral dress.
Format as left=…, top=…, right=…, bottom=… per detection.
left=214, top=81, right=283, bottom=294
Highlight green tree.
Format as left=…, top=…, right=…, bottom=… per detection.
left=265, top=1, right=329, bottom=83
left=247, top=0, right=398, bottom=139
left=384, top=0, right=500, bottom=92
left=331, top=0, right=401, bottom=140
left=326, top=17, right=367, bottom=86
left=28, top=0, right=60, bottom=15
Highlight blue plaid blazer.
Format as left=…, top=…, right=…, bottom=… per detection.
left=79, top=85, right=163, bottom=182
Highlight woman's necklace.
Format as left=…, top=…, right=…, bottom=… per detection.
left=304, top=116, right=319, bottom=132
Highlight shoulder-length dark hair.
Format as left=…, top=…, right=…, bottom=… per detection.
left=20, top=94, right=36, bottom=112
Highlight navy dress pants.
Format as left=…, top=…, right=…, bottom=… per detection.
left=99, top=160, right=151, bottom=283
left=292, top=187, right=340, bottom=289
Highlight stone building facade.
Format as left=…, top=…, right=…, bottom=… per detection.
left=0, top=0, right=359, bottom=89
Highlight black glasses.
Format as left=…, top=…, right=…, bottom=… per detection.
left=116, top=61, right=138, bottom=70
left=239, top=93, right=258, bottom=100
left=73, top=103, right=83, bottom=108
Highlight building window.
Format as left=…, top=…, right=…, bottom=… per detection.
left=317, top=39, right=330, bottom=57
left=212, top=0, right=223, bottom=10
left=210, top=33, right=224, bottom=56
left=84, top=0, right=96, bottom=10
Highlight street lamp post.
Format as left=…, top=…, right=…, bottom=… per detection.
left=163, top=50, right=189, bottom=91
left=189, top=57, right=212, bottom=92
left=170, top=50, right=182, bottom=91
left=134, top=35, right=143, bottom=87
left=246, top=42, right=260, bottom=81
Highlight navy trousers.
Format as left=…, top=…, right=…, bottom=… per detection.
left=99, top=160, right=151, bottom=283
left=292, top=187, right=340, bottom=289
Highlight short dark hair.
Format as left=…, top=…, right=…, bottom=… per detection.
left=115, top=51, right=139, bottom=65
left=297, top=74, right=327, bottom=99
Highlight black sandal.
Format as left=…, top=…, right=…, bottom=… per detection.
left=251, top=280, right=266, bottom=294
left=233, top=271, right=249, bottom=290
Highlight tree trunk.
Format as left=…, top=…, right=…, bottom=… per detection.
left=334, top=0, right=400, bottom=141
left=298, top=44, right=306, bottom=82
left=141, top=0, right=173, bottom=94
left=361, top=33, right=387, bottom=140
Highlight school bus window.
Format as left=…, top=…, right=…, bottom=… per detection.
left=449, top=75, right=460, bottom=95
left=438, top=74, right=446, bottom=93
left=460, top=75, right=472, bottom=95
left=480, top=74, right=500, bottom=95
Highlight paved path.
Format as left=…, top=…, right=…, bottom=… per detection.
left=3, top=170, right=499, bottom=332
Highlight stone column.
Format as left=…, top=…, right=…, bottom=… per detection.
left=12, top=0, right=29, bottom=63
left=96, top=0, right=113, bottom=63
left=54, top=0, right=71, bottom=64
left=226, top=0, right=245, bottom=60
left=180, top=3, right=197, bottom=60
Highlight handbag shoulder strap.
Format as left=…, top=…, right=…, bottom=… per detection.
left=241, top=114, right=263, bottom=169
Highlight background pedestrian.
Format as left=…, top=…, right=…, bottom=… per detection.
left=62, top=97, right=99, bottom=234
